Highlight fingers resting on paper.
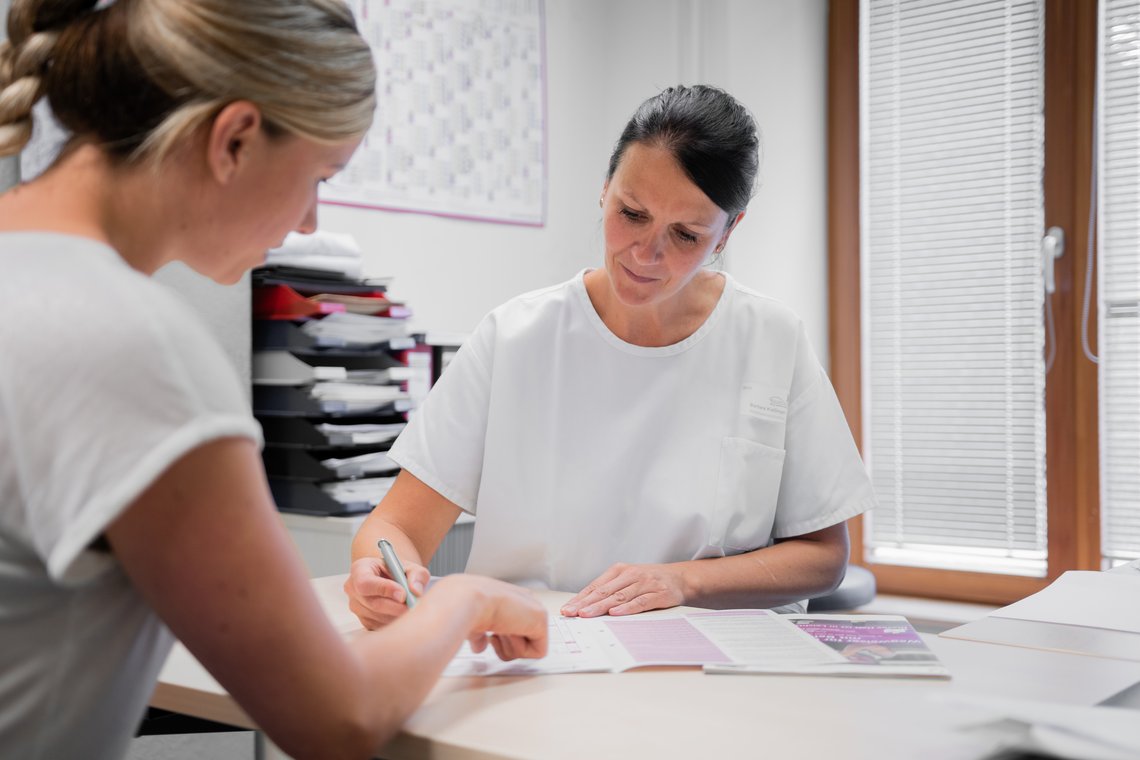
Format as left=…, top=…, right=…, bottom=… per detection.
left=344, top=556, right=431, bottom=630
left=560, top=562, right=686, bottom=617
left=467, top=632, right=546, bottom=661
left=430, top=574, right=548, bottom=660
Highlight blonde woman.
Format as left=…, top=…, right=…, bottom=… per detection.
left=0, top=2, right=546, bottom=758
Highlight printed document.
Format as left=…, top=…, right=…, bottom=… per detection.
left=444, top=609, right=946, bottom=677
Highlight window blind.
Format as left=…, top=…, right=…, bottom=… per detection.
left=860, top=0, right=1048, bottom=575
left=1099, top=0, right=1140, bottom=567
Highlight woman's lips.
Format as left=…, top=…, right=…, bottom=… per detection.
left=622, top=264, right=657, bottom=284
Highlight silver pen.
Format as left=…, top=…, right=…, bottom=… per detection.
left=377, top=539, right=417, bottom=609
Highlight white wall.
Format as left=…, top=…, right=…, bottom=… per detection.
left=323, top=0, right=831, bottom=361
left=321, top=1, right=612, bottom=339
left=3, top=0, right=829, bottom=364
left=705, top=0, right=830, bottom=362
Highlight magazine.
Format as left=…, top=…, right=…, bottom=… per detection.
left=705, top=614, right=950, bottom=678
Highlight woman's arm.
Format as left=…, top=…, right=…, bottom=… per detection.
left=345, top=469, right=463, bottom=628
left=106, top=438, right=545, bottom=760
left=560, top=522, right=850, bottom=617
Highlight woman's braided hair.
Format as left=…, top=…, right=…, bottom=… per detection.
left=0, top=0, right=376, bottom=162
left=0, top=1, right=92, bottom=156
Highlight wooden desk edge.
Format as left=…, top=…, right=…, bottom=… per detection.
left=149, top=680, right=257, bottom=730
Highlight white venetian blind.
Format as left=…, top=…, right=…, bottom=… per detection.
left=860, top=0, right=1048, bottom=575
left=1099, top=0, right=1140, bottom=567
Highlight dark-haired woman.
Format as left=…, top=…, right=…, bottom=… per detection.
left=0, top=1, right=546, bottom=758
left=346, top=85, right=876, bottom=628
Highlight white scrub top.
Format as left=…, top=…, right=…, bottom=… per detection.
left=387, top=270, right=875, bottom=597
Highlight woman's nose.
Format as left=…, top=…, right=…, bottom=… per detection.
left=631, top=228, right=665, bottom=263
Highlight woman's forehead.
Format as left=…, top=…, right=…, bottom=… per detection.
left=612, top=144, right=725, bottom=227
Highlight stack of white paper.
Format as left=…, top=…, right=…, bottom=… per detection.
left=309, top=382, right=410, bottom=413
left=990, top=571, right=1140, bottom=634
left=321, top=476, right=397, bottom=505
left=266, top=231, right=363, bottom=279
left=301, top=312, right=411, bottom=348
left=320, top=451, right=398, bottom=478
left=252, top=351, right=347, bottom=386
left=316, top=422, right=406, bottom=446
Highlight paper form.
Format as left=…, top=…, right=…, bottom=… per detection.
left=442, top=609, right=844, bottom=677
left=602, top=617, right=732, bottom=665
left=443, top=617, right=612, bottom=676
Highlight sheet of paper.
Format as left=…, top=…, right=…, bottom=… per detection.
left=687, top=610, right=842, bottom=665
left=442, top=616, right=613, bottom=676
left=991, top=571, right=1140, bottom=634
left=936, top=692, right=1140, bottom=760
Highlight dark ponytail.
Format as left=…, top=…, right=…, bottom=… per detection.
left=607, top=85, right=760, bottom=220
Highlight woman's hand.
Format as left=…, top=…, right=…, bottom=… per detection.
left=344, top=555, right=431, bottom=630
left=428, top=574, right=549, bottom=661
left=560, top=562, right=688, bottom=617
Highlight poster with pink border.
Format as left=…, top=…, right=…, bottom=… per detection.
left=324, top=0, right=548, bottom=227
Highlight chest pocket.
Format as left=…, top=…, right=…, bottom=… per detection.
left=707, top=436, right=785, bottom=553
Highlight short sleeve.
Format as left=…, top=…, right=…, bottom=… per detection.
left=386, top=315, right=495, bottom=514
left=771, top=323, right=876, bottom=538
left=0, top=284, right=262, bottom=585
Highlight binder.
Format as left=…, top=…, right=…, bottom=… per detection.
left=253, top=284, right=348, bottom=320
left=253, top=321, right=410, bottom=369
left=268, top=479, right=374, bottom=516
left=262, top=447, right=398, bottom=481
left=253, top=284, right=410, bottom=320
left=257, top=416, right=404, bottom=449
left=253, top=268, right=392, bottom=295
left=253, top=385, right=413, bottom=417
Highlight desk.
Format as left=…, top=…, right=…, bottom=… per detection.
left=152, top=576, right=1140, bottom=760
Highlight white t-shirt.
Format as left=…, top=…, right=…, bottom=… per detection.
left=389, top=270, right=875, bottom=604
left=0, top=233, right=262, bottom=759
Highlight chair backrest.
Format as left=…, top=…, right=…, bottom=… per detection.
left=806, top=564, right=876, bottom=613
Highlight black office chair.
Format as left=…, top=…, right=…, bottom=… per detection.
left=806, top=564, right=876, bottom=612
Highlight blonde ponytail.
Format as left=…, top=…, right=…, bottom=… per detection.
left=0, top=0, right=94, bottom=157
left=0, top=0, right=375, bottom=162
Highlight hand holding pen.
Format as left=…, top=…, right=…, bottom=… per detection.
left=344, top=540, right=431, bottom=630
left=377, top=539, right=417, bottom=609
left=344, top=542, right=549, bottom=662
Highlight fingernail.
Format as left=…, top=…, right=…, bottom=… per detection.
left=561, top=605, right=576, bottom=615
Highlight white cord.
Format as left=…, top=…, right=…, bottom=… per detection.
left=1081, top=99, right=1099, bottom=365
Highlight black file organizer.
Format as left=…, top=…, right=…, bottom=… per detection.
left=253, top=320, right=410, bottom=370
left=252, top=318, right=411, bottom=517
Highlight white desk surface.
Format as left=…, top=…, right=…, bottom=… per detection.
left=152, top=575, right=1140, bottom=760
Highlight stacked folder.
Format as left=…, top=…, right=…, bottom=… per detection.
left=252, top=234, right=421, bottom=517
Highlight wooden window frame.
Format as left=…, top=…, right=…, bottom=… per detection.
left=827, top=0, right=1100, bottom=605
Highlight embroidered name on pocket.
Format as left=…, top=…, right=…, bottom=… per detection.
left=740, top=384, right=788, bottom=423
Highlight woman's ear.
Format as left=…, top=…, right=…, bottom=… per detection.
left=718, top=211, right=746, bottom=249
left=206, top=101, right=264, bottom=185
